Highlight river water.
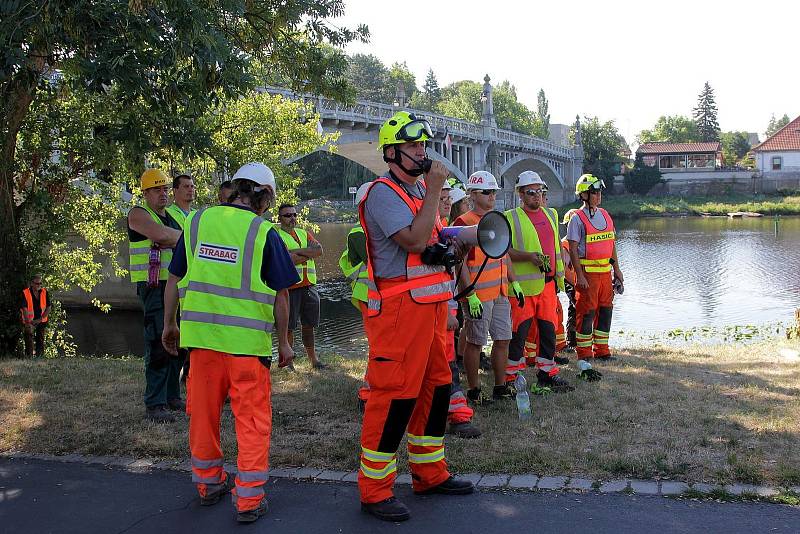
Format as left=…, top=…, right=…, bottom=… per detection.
left=66, top=216, right=800, bottom=357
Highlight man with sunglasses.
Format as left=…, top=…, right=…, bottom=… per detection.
left=454, top=171, right=516, bottom=403
left=277, top=204, right=325, bottom=369
left=566, top=173, right=623, bottom=361
left=357, top=111, right=474, bottom=522
left=505, top=171, right=574, bottom=393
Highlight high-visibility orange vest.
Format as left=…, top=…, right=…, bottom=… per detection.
left=359, top=176, right=454, bottom=317
left=457, top=210, right=507, bottom=302
left=575, top=208, right=616, bottom=273
left=561, top=239, right=577, bottom=286
left=21, top=287, right=48, bottom=324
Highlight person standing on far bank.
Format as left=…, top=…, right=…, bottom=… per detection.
left=19, top=274, right=51, bottom=357
left=277, top=204, right=326, bottom=369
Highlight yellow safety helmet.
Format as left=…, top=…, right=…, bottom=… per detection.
left=575, top=173, right=605, bottom=195
left=140, top=168, right=169, bottom=190
left=378, top=111, right=433, bottom=150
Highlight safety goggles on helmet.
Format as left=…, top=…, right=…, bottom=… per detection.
left=395, top=117, right=433, bottom=143
left=587, top=179, right=605, bottom=191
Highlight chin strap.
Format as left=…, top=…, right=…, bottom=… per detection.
left=385, top=147, right=426, bottom=177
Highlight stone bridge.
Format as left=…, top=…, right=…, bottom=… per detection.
left=260, top=75, right=585, bottom=208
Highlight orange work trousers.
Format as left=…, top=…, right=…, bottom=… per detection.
left=508, top=281, right=560, bottom=380
left=188, top=348, right=271, bottom=513
left=574, top=272, right=614, bottom=358
left=359, top=280, right=452, bottom=504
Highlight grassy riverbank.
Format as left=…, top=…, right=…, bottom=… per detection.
left=3, top=340, right=800, bottom=486
left=593, top=194, right=800, bottom=219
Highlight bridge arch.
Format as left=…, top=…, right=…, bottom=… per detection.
left=499, top=154, right=565, bottom=189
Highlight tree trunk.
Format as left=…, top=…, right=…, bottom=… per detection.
left=0, top=80, right=36, bottom=357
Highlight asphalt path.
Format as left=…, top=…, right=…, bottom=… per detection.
left=1, top=458, right=797, bottom=533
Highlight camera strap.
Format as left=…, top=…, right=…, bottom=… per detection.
left=452, top=255, right=489, bottom=301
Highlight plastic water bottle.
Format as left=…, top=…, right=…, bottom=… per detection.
left=514, top=373, right=531, bottom=420
left=148, top=245, right=161, bottom=288
left=578, top=359, right=592, bottom=372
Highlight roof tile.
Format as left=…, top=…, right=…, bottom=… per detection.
left=753, top=115, right=800, bottom=152
left=637, top=142, right=721, bottom=154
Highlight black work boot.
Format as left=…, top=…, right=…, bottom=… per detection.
left=145, top=405, right=176, bottom=423
left=448, top=421, right=482, bottom=439
left=361, top=497, right=410, bottom=522
left=466, top=387, right=492, bottom=406
left=492, top=384, right=515, bottom=400
left=554, top=355, right=570, bottom=365
left=536, top=371, right=575, bottom=393
left=237, top=498, right=268, bottom=523
left=414, top=476, right=475, bottom=495
left=200, top=471, right=235, bottom=506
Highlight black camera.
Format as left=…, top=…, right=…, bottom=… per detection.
left=421, top=242, right=459, bottom=274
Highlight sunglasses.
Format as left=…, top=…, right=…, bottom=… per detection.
left=476, top=189, right=497, bottom=196
left=281, top=213, right=298, bottom=218
left=523, top=189, right=546, bottom=196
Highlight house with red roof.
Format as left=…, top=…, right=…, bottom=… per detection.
left=752, top=115, right=800, bottom=178
left=636, top=142, right=722, bottom=172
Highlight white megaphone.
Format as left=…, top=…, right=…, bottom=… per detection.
left=439, top=210, right=511, bottom=259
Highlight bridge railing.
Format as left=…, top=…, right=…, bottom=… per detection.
left=259, top=85, right=575, bottom=158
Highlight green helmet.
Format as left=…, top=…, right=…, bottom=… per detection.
left=575, top=173, right=605, bottom=195
left=378, top=111, right=433, bottom=150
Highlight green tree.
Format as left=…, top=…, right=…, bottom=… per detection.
left=347, top=54, right=391, bottom=102
left=388, top=62, right=418, bottom=102
left=534, top=89, right=551, bottom=139
left=437, top=79, right=539, bottom=135
left=625, top=156, right=664, bottom=195
left=765, top=113, right=791, bottom=138
left=409, top=69, right=442, bottom=112
left=637, top=115, right=700, bottom=144
left=570, top=116, right=626, bottom=187
left=720, top=131, right=751, bottom=166
left=0, top=0, right=366, bottom=354
left=693, top=82, right=720, bottom=142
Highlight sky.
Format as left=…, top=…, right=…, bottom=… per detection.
left=336, top=0, right=799, bottom=147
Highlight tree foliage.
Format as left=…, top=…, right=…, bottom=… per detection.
left=720, top=131, right=751, bottom=166
left=437, top=79, right=544, bottom=137
left=346, top=54, right=391, bottom=102
left=637, top=115, right=700, bottom=144
left=625, top=156, right=664, bottom=195
left=0, top=0, right=367, bottom=354
left=534, top=89, right=550, bottom=139
left=570, top=116, right=627, bottom=187
left=409, top=69, right=442, bottom=112
left=693, top=82, right=720, bottom=142
left=765, top=113, right=791, bottom=138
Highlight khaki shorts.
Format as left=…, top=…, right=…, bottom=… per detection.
left=463, top=296, right=512, bottom=346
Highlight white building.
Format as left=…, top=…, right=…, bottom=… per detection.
left=753, top=115, right=800, bottom=190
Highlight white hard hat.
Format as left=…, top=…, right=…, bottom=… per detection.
left=449, top=187, right=467, bottom=204
left=355, top=182, right=372, bottom=204
left=516, top=171, right=546, bottom=189
left=466, top=171, right=500, bottom=191
left=232, top=162, right=277, bottom=193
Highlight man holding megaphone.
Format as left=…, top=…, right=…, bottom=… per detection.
left=451, top=171, right=521, bottom=404
left=356, top=111, right=475, bottom=522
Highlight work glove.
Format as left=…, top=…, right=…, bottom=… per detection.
left=510, top=281, right=525, bottom=308
left=538, top=253, right=552, bottom=274
left=578, top=368, right=603, bottom=382
left=466, top=293, right=483, bottom=319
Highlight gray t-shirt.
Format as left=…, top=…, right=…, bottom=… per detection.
left=566, top=207, right=609, bottom=258
left=364, top=177, right=426, bottom=278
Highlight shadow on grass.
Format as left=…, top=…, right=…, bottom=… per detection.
left=2, top=340, right=800, bottom=486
